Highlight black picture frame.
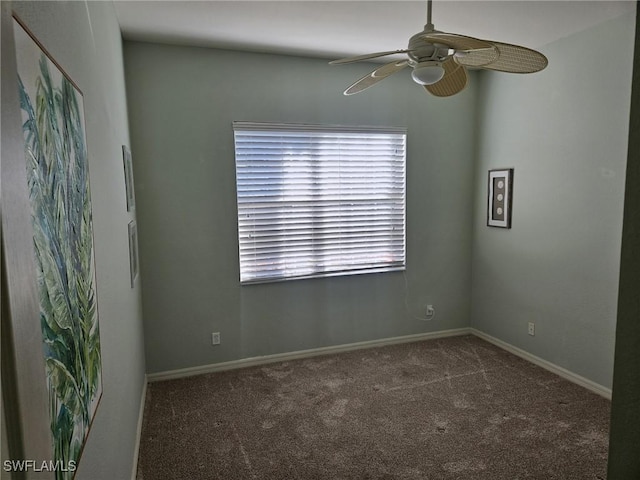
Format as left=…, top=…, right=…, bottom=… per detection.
left=123, top=145, right=136, bottom=211
left=128, top=220, right=139, bottom=287
left=487, top=168, right=514, bottom=228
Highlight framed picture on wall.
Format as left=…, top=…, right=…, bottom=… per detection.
left=13, top=14, right=103, bottom=476
left=487, top=168, right=514, bottom=228
left=123, top=145, right=136, bottom=211
left=128, top=220, right=139, bottom=287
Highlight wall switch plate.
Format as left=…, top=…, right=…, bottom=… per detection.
left=211, top=332, right=221, bottom=345
left=528, top=322, right=535, bottom=336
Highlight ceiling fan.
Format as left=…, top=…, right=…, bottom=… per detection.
left=329, top=0, right=548, bottom=97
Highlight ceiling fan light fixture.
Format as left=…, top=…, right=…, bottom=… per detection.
left=411, top=61, right=445, bottom=85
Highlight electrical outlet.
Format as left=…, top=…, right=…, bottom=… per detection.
left=211, top=332, right=221, bottom=345
left=528, top=322, right=535, bottom=336
left=426, top=305, right=435, bottom=317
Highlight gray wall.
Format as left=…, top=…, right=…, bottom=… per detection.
left=123, top=42, right=477, bottom=374
left=1, top=1, right=146, bottom=479
left=608, top=5, right=640, bottom=478
left=470, top=12, right=635, bottom=389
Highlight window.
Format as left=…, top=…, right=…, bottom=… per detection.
left=233, top=122, right=406, bottom=284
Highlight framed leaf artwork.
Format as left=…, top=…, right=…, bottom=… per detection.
left=13, top=14, right=102, bottom=478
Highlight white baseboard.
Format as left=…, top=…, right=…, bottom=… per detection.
left=131, top=376, right=148, bottom=480
left=470, top=328, right=611, bottom=400
left=147, top=328, right=472, bottom=382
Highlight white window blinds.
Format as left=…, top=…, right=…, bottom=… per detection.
left=233, top=122, right=406, bottom=284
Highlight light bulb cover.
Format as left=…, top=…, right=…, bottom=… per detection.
left=411, top=62, right=445, bottom=85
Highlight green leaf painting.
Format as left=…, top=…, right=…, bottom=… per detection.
left=13, top=19, right=102, bottom=479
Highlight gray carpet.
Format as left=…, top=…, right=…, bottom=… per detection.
left=137, top=335, right=610, bottom=479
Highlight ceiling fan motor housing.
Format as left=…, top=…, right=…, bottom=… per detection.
left=408, top=31, right=451, bottom=61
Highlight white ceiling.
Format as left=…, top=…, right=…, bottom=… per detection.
left=114, top=1, right=635, bottom=62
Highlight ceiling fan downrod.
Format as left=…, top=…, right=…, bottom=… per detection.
left=425, top=0, right=434, bottom=32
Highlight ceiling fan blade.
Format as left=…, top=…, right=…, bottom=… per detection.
left=478, top=42, right=548, bottom=73
left=421, top=32, right=493, bottom=51
left=424, top=58, right=468, bottom=97
left=453, top=47, right=499, bottom=68
left=330, top=50, right=410, bottom=65
left=372, top=59, right=409, bottom=77
left=344, top=60, right=409, bottom=95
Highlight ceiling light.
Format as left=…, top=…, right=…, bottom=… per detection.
left=411, top=62, right=445, bottom=85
